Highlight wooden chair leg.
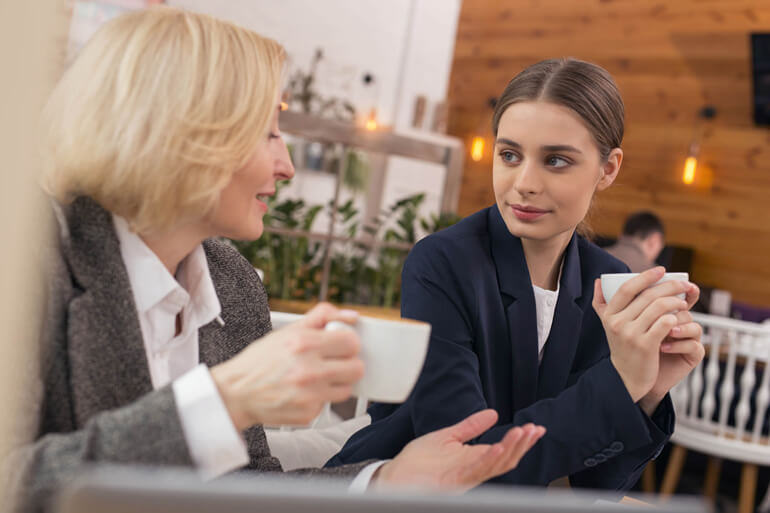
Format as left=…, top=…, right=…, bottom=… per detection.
left=641, top=461, right=656, bottom=494
left=660, top=445, right=687, bottom=497
left=739, top=463, right=758, bottom=513
left=702, top=457, right=722, bottom=502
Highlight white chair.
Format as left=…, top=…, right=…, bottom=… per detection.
left=661, top=312, right=770, bottom=513
left=263, top=311, right=371, bottom=470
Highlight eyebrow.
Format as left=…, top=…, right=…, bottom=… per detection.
left=495, top=138, right=583, bottom=154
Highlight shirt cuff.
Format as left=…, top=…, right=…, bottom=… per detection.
left=348, top=460, right=389, bottom=493
left=172, top=364, right=249, bottom=480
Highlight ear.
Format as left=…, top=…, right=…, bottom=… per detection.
left=596, top=148, right=623, bottom=192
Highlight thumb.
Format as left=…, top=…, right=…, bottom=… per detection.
left=592, top=278, right=607, bottom=314
left=299, top=302, right=359, bottom=329
left=441, top=409, right=498, bottom=443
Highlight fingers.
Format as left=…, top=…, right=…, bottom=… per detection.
left=495, top=424, right=545, bottom=474
left=633, top=296, right=688, bottom=334
left=442, top=409, right=499, bottom=444
left=668, top=320, right=701, bottom=341
left=592, top=279, right=607, bottom=315
left=300, top=302, right=359, bottom=329
left=646, top=312, right=679, bottom=343
left=685, top=283, right=700, bottom=309
left=603, top=267, right=665, bottom=316
left=318, top=357, right=365, bottom=387
left=318, top=328, right=361, bottom=358
left=621, top=280, right=689, bottom=323
left=660, top=339, right=704, bottom=356
left=457, top=424, right=545, bottom=485
left=323, top=383, right=355, bottom=403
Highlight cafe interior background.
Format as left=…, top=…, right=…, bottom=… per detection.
left=4, top=0, right=770, bottom=511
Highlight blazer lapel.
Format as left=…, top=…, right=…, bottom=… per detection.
left=63, top=197, right=153, bottom=424
left=537, top=233, right=584, bottom=399
left=488, top=207, right=539, bottom=411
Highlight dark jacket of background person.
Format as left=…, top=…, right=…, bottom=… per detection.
left=328, top=206, right=674, bottom=490
left=5, top=197, right=368, bottom=513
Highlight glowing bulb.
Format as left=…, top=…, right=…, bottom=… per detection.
left=470, top=136, right=485, bottom=162
left=683, top=156, right=697, bottom=185
left=280, top=101, right=288, bottom=111
left=365, top=117, right=378, bottom=131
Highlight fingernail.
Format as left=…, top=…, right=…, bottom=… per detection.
left=671, top=326, right=681, bottom=335
left=339, top=309, right=359, bottom=319
left=661, top=343, right=672, bottom=351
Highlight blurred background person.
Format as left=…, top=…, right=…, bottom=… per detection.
left=605, top=211, right=665, bottom=273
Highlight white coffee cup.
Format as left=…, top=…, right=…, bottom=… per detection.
left=325, top=317, right=431, bottom=403
left=600, top=272, right=689, bottom=304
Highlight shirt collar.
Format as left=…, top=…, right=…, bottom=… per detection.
left=112, top=215, right=221, bottom=326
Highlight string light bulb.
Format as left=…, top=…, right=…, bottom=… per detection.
left=469, top=97, right=497, bottom=162
left=682, top=106, right=716, bottom=187
left=470, top=137, right=485, bottom=161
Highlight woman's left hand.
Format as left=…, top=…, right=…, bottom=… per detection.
left=639, top=283, right=705, bottom=415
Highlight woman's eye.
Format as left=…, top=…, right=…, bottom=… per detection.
left=500, top=150, right=520, bottom=164
left=546, top=155, right=570, bottom=168
left=268, top=132, right=281, bottom=140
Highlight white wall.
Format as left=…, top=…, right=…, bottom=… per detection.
left=167, top=0, right=461, bottom=129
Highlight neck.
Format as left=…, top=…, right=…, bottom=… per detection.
left=139, top=223, right=210, bottom=276
left=521, top=229, right=574, bottom=291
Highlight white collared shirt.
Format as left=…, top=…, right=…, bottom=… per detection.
left=531, top=259, right=564, bottom=363
left=113, top=216, right=381, bottom=487
left=113, top=215, right=248, bottom=479
left=532, top=283, right=559, bottom=363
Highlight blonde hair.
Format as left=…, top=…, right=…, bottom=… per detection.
left=42, top=6, right=285, bottom=233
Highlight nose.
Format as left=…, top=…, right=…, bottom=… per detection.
left=274, top=137, right=295, bottom=181
left=513, top=159, right=543, bottom=196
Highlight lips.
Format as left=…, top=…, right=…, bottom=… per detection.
left=510, top=204, right=550, bottom=221
left=255, top=191, right=274, bottom=212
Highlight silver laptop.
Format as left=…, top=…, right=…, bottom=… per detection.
left=56, top=465, right=709, bottom=513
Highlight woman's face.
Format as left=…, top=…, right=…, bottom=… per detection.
left=492, top=101, right=621, bottom=244
left=209, top=107, right=294, bottom=240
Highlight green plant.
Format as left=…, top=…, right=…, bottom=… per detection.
left=285, top=48, right=356, bottom=121
left=231, top=186, right=459, bottom=308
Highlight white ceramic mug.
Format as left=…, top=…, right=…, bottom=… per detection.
left=325, top=317, right=431, bottom=403
left=600, top=272, right=689, bottom=304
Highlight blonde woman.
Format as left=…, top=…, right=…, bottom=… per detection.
left=7, top=7, right=545, bottom=512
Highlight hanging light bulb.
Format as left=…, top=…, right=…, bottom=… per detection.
left=682, top=106, right=716, bottom=187
left=469, top=97, right=497, bottom=163
left=470, top=136, right=485, bottom=162
left=682, top=156, right=697, bottom=185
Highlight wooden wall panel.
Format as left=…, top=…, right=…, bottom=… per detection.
left=448, top=0, right=770, bottom=306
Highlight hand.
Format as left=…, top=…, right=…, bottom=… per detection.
left=639, top=285, right=704, bottom=414
left=373, top=410, right=545, bottom=492
left=592, top=267, right=690, bottom=403
left=210, top=303, right=364, bottom=430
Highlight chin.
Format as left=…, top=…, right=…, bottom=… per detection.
left=218, top=221, right=264, bottom=242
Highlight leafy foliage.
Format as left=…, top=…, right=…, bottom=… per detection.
left=231, top=184, right=460, bottom=308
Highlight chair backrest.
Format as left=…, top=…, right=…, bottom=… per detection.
left=671, top=312, right=770, bottom=463
left=268, top=311, right=369, bottom=427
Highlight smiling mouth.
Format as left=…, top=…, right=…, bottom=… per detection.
left=510, top=204, right=550, bottom=221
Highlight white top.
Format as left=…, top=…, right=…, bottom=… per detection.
left=113, top=215, right=249, bottom=479
left=113, top=216, right=380, bottom=486
left=531, top=261, right=563, bottom=363
left=532, top=284, right=559, bottom=363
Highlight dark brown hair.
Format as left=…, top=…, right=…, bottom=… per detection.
left=492, top=58, right=624, bottom=161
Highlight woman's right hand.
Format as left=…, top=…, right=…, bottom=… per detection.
left=592, top=267, right=690, bottom=403
left=210, top=303, right=364, bottom=431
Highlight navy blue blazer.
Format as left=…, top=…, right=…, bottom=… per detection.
left=327, top=206, right=674, bottom=490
